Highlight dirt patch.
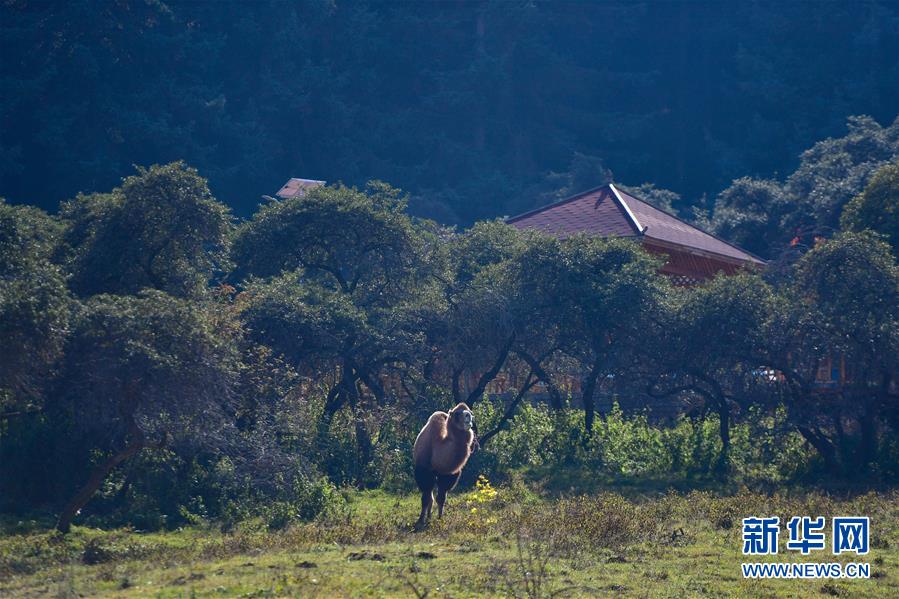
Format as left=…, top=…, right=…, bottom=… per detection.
left=347, top=551, right=385, bottom=561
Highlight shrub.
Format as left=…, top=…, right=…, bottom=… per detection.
left=292, top=476, right=349, bottom=523
left=590, top=404, right=671, bottom=475
left=472, top=395, right=818, bottom=485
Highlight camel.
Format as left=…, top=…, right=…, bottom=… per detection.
left=412, top=402, right=477, bottom=530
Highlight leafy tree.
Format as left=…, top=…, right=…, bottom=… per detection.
left=233, top=182, right=441, bottom=480
left=548, top=236, right=666, bottom=436
left=233, top=182, right=426, bottom=300
left=0, top=200, right=69, bottom=413
left=60, top=162, right=232, bottom=298
left=647, top=274, right=776, bottom=474
left=795, top=232, right=898, bottom=468
left=429, top=230, right=662, bottom=446
left=841, top=160, right=899, bottom=253
left=426, top=221, right=532, bottom=405
left=436, top=260, right=523, bottom=407
left=51, top=291, right=240, bottom=532
left=769, top=232, right=899, bottom=474
left=709, top=116, right=899, bottom=261
left=240, top=272, right=431, bottom=478
left=447, top=220, right=529, bottom=288
left=708, top=177, right=788, bottom=260
left=783, top=116, right=899, bottom=242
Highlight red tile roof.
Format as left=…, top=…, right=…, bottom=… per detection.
left=507, top=184, right=765, bottom=267
left=276, top=178, right=326, bottom=199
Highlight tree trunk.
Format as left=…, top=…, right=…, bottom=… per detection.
left=451, top=367, right=463, bottom=404
left=347, top=390, right=373, bottom=487
left=832, top=409, right=847, bottom=457
left=797, top=425, right=840, bottom=475
left=465, top=333, right=515, bottom=406
left=781, top=374, right=842, bottom=474
left=354, top=415, right=373, bottom=483
left=317, top=384, right=344, bottom=438
left=339, top=368, right=373, bottom=487
left=715, top=398, right=731, bottom=476
left=479, top=371, right=538, bottom=446
left=581, top=359, right=602, bottom=440
left=516, top=350, right=562, bottom=410
left=858, top=401, right=877, bottom=474
left=56, top=441, right=144, bottom=533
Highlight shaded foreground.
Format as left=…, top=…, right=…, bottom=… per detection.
left=2, top=486, right=898, bottom=598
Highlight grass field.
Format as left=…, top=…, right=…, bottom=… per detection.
left=2, top=480, right=898, bottom=598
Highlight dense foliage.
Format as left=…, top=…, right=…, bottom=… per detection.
left=708, top=118, right=899, bottom=261
left=1, top=122, right=898, bottom=533
left=842, top=160, right=899, bottom=253
left=1, top=1, right=897, bottom=226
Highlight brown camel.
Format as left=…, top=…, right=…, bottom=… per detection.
left=412, top=402, right=476, bottom=530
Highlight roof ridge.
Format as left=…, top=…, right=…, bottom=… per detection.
left=613, top=185, right=767, bottom=264
left=286, top=177, right=326, bottom=183
left=609, top=183, right=645, bottom=235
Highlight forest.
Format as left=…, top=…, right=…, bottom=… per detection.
left=2, top=1, right=898, bottom=224
left=1, top=1, right=898, bottom=597
left=1, top=131, right=898, bottom=596
left=2, top=118, right=898, bottom=523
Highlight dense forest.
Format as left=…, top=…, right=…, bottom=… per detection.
left=2, top=148, right=898, bottom=533
left=1, top=0, right=899, bottom=540
left=2, top=0, right=898, bottom=226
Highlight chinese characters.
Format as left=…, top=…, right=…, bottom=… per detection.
left=742, top=516, right=869, bottom=555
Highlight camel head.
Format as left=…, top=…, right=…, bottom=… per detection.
left=449, top=402, right=474, bottom=432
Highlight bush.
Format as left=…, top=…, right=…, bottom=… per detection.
left=590, top=404, right=671, bottom=475
left=292, top=476, right=349, bottom=523
left=242, top=476, right=350, bottom=531
left=472, top=396, right=817, bottom=485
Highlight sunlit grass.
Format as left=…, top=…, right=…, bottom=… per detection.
left=2, top=485, right=898, bottom=597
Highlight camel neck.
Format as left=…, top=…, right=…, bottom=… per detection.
left=445, top=425, right=470, bottom=442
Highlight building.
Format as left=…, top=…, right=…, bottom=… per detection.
left=275, top=178, right=326, bottom=199
left=499, top=183, right=767, bottom=415
left=506, top=183, right=764, bottom=285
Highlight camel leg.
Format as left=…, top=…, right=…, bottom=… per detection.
left=414, top=465, right=436, bottom=530
left=435, top=472, right=461, bottom=519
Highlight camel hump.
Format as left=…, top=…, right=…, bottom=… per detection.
left=412, top=411, right=449, bottom=467
left=428, top=411, right=448, bottom=424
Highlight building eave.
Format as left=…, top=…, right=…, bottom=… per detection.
left=642, top=237, right=764, bottom=269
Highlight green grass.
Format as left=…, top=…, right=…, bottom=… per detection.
left=2, top=485, right=898, bottom=598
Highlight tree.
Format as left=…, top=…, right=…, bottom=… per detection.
left=841, top=160, right=899, bottom=253
left=710, top=116, right=899, bottom=261
left=0, top=200, right=69, bottom=414
left=648, top=274, right=776, bottom=474
left=240, top=272, right=431, bottom=477
left=784, top=116, right=899, bottom=240
left=708, top=177, right=788, bottom=260
left=427, top=221, right=530, bottom=406
left=233, top=182, right=441, bottom=481
left=232, top=182, right=426, bottom=299
left=421, top=220, right=578, bottom=430
left=795, top=232, right=898, bottom=470
left=51, top=291, right=239, bottom=533
left=547, top=236, right=666, bottom=436
left=60, top=162, right=232, bottom=298
left=769, top=232, right=899, bottom=474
